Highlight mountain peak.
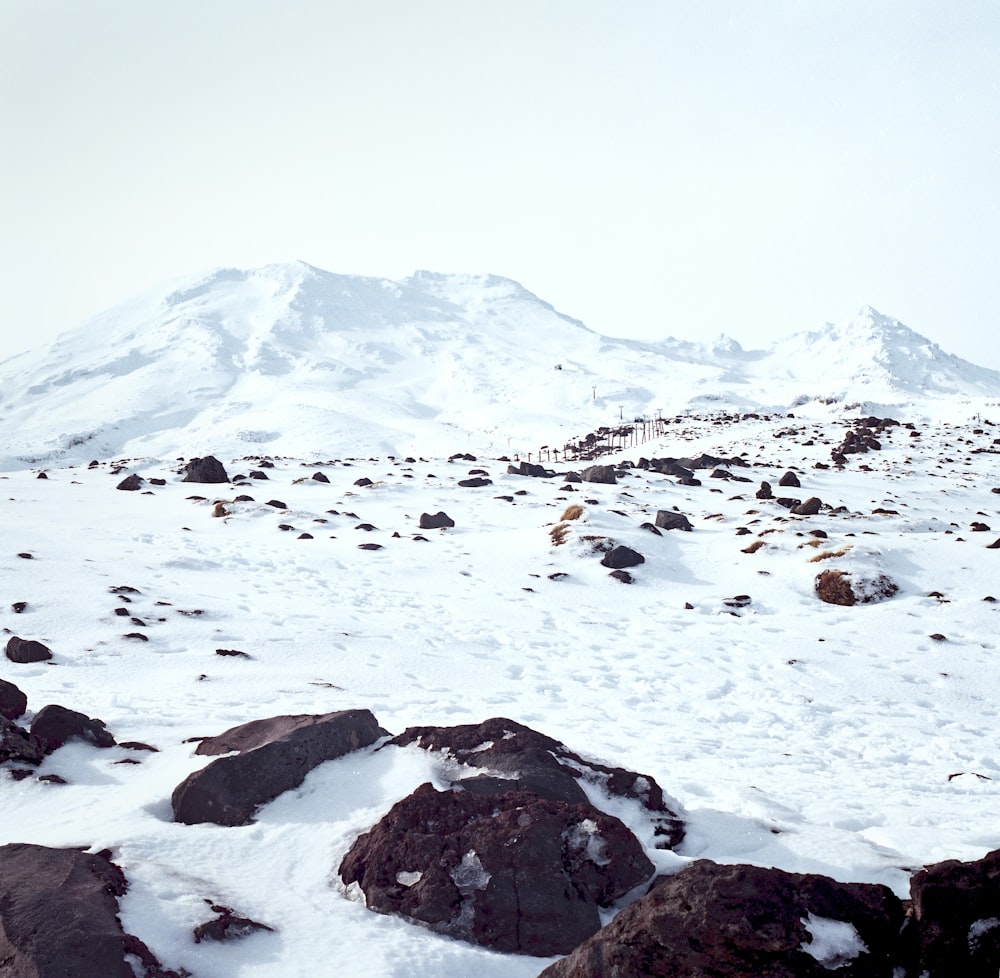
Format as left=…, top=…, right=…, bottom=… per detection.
left=1, top=263, right=998, bottom=470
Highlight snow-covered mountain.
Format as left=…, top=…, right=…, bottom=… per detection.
left=0, top=262, right=997, bottom=470
left=2, top=263, right=1000, bottom=977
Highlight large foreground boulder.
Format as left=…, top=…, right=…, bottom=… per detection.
left=339, top=783, right=653, bottom=956
left=538, top=860, right=906, bottom=977
left=0, top=843, right=179, bottom=978
left=172, top=709, right=382, bottom=825
left=910, top=847, right=1000, bottom=977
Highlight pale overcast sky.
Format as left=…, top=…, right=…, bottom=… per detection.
left=2, top=1, right=998, bottom=368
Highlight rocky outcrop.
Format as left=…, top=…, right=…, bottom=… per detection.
left=171, top=709, right=382, bottom=826
left=537, top=860, right=906, bottom=977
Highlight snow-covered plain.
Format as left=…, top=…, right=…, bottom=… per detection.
left=2, top=265, right=1000, bottom=976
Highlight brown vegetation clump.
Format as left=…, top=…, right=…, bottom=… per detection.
left=741, top=540, right=766, bottom=554
left=549, top=523, right=570, bottom=546
left=815, top=568, right=899, bottom=605
left=560, top=503, right=585, bottom=522
left=815, top=569, right=856, bottom=605
left=808, top=546, right=852, bottom=563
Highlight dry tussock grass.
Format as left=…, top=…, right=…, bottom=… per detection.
left=550, top=523, right=570, bottom=546
left=808, top=546, right=852, bottom=563
left=815, top=569, right=856, bottom=605
left=560, top=504, right=585, bottom=521
left=741, top=540, right=766, bottom=554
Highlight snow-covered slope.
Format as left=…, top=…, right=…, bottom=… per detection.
left=2, top=264, right=1000, bottom=976
left=1, top=263, right=998, bottom=471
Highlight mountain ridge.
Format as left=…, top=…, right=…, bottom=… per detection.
left=1, top=262, right=997, bottom=470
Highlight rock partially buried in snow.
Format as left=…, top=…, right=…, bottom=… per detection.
left=339, top=783, right=654, bottom=956
left=536, top=860, right=905, bottom=978
left=654, top=510, right=693, bottom=531
left=5, top=635, right=53, bottom=663
left=601, top=545, right=645, bottom=569
left=581, top=464, right=617, bottom=485
left=386, top=718, right=684, bottom=847
left=0, top=843, right=180, bottom=978
left=419, top=511, right=455, bottom=529
left=30, top=704, right=117, bottom=753
left=171, top=709, right=382, bottom=826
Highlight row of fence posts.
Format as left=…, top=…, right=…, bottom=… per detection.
left=513, top=415, right=673, bottom=465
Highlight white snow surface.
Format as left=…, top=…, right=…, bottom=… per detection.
left=1, top=264, right=1000, bottom=976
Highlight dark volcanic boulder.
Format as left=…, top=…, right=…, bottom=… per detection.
left=115, top=474, right=144, bottom=491
left=0, top=677, right=28, bottom=719
left=339, top=783, right=654, bottom=956
left=458, top=477, right=492, bottom=488
left=538, top=860, right=906, bottom=978
left=756, top=480, right=774, bottom=499
left=0, top=843, right=176, bottom=978
left=654, top=510, right=693, bottom=531
left=5, top=635, right=53, bottom=663
left=779, top=470, right=801, bottom=487
left=581, top=464, right=617, bottom=485
left=650, top=458, right=700, bottom=485
left=601, top=546, right=645, bottom=569
left=419, top=511, right=455, bottom=529
left=1, top=715, right=45, bottom=765
left=387, top=718, right=684, bottom=848
left=507, top=460, right=554, bottom=478
left=181, top=455, right=230, bottom=484
left=172, top=709, right=382, bottom=825
left=910, top=847, right=1000, bottom=977
left=30, top=704, right=117, bottom=754
left=793, top=496, right=823, bottom=516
